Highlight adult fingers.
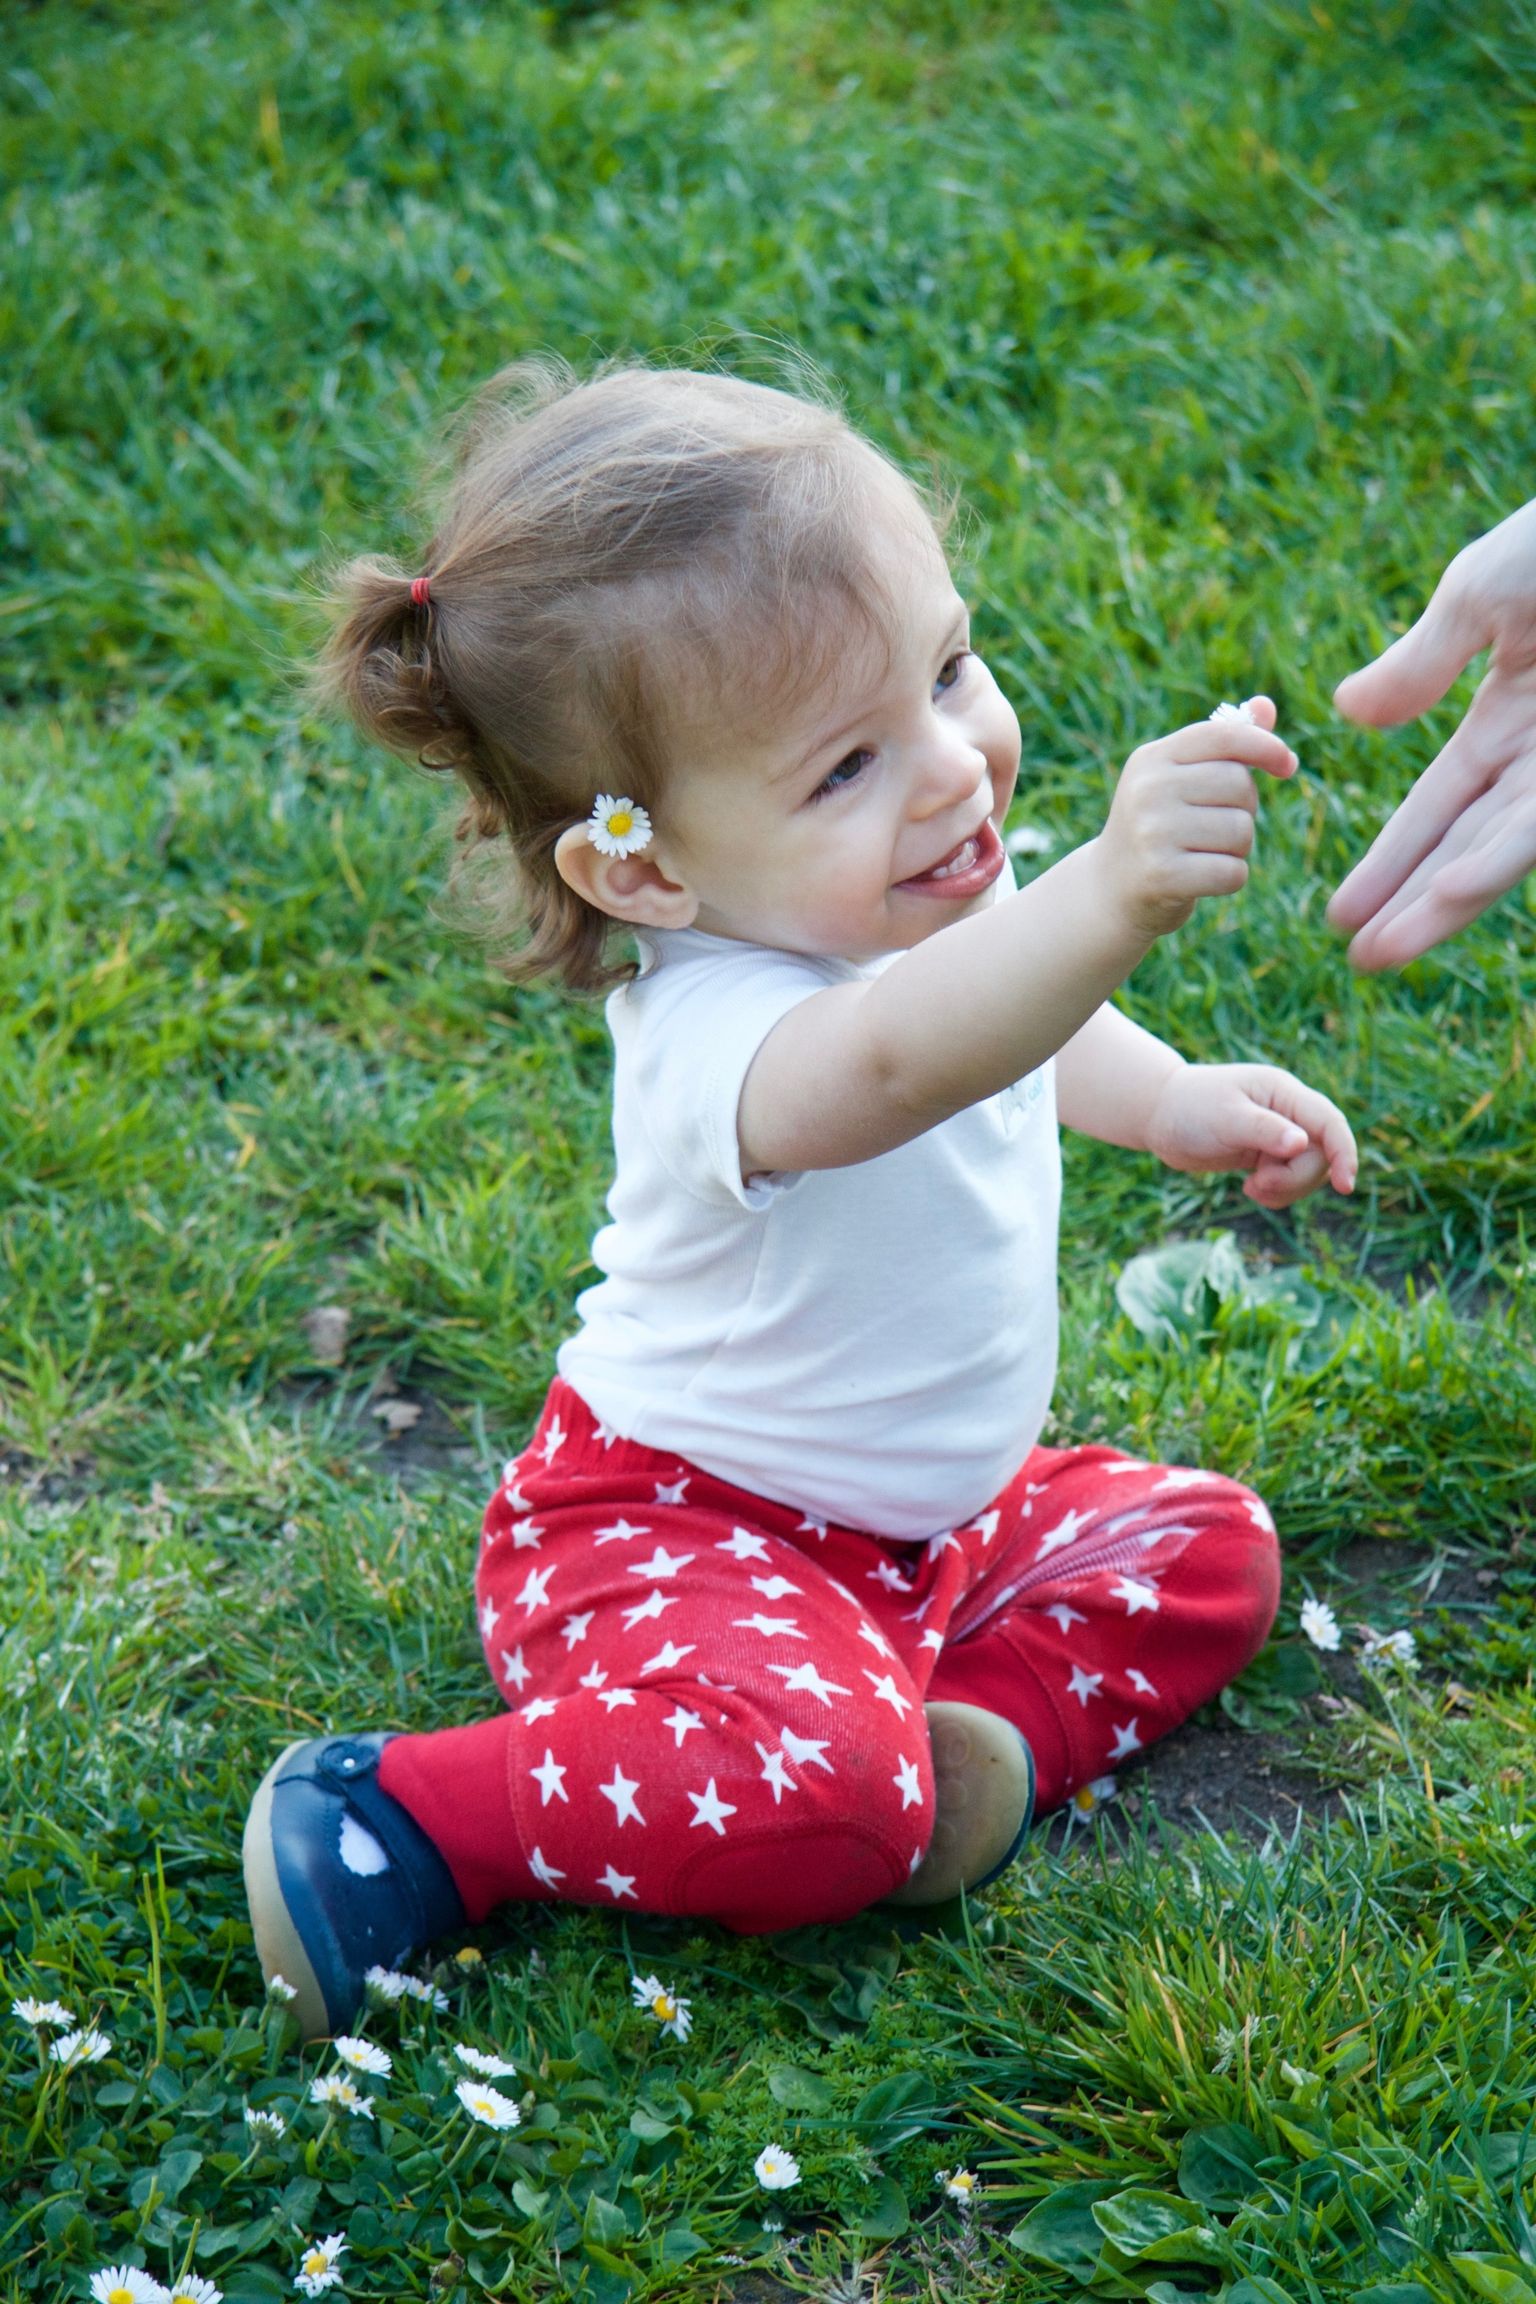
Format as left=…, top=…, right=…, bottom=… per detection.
left=1326, top=716, right=1494, bottom=932
left=1333, top=559, right=1492, bottom=728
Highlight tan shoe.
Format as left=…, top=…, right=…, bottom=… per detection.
left=883, top=1701, right=1035, bottom=1907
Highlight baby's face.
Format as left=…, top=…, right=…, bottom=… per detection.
left=656, top=517, right=1022, bottom=962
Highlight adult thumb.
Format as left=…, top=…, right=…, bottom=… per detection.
left=1334, top=580, right=1487, bottom=728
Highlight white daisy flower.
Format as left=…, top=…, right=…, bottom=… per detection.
left=1004, top=824, right=1055, bottom=859
left=293, top=2233, right=346, bottom=2296
left=586, top=794, right=653, bottom=858
left=88, top=2270, right=166, bottom=2304
left=1068, top=1775, right=1118, bottom=1822
left=165, top=2276, right=223, bottom=2304
left=266, top=1975, right=299, bottom=2004
left=454, top=2043, right=519, bottom=2079
left=401, top=1976, right=450, bottom=2012
left=11, top=1996, right=73, bottom=2027
left=1359, top=1627, right=1418, bottom=1671
left=1299, top=1597, right=1341, bottom=1652
left=1209, top=699, right=1257, bottom=725
left=454, top=2077, right=521, bottom=2130
left=363, top=1966, right=410, bottom=2002
left=308, top=2074, right=374, bottom=2119
left=332, top=2036, right=391, bottom=2078
left=51, top=2027, right=111, bottom=2068
left=630, top=1972, right=692, bottom=2041
left=940, top=2168, right=979, bottom=2205
left=244, top=2106, right=287, bottom=2139
left=754, top=2143, right=801, bottom=2190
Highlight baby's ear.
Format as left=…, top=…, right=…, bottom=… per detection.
left=553, top=824, right=698, bottom=931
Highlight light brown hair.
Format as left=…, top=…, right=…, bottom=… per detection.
left=313, top=358, right=945, bottom=992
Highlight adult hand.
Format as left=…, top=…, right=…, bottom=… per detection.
left=1328, top=497, right=1536, bottom=970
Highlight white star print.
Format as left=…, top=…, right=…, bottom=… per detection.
left=598, top=1766, right=645, bottom=1826
left=530, top=1748, right=568, bottom=1804
left=520, top=1696, right=558, bottom=1724
left=755, top=1744, right=797, bottom=1803
left=639, top=1639, right=696, bottom=1675
left=1044, top=1602, right=1087, bottom=1636
left=597, top=1863, right=637, bottom=1900
left=478, top=1596, right=499, bottom=1639
left=688, top=1778, right=737, bottom=1834
left=597, top=1687, right=638, bottom=1712
left=628, top=1545, right=694, bottom=1580
left=1034, top=1507, right=1090, bottom=1561
left=1137, top=1520, right=1196, bottom=1552
left=894, top=1755, right=923, bottom=1810
left=539, top=1415, right=566, bottom=1463
left=501, top=1454, right=528, bottom=1489
left=733, top=1614, right=807, bottom=1640
left=926, top=1529, right=961, bottom=1561
left=621, top=1589, right=678, bottom=1629
left=578, top=1660, right=608, bottom=1690
left=716, top=1527, right=771, bottom=1563
left=500, top=1645, right=530, bottom=1692
left=1245, top=1495, right=1275, bottom=1534
left=750, top=1574, right=803, bottom=1601
left=653, top=1475, right=690, bottom=1505
left=1108, top=1718, right=1143, bottom=1761
left=868, top=1558, right=913, bottom=1594
left=510, top=1516, right=544, bottom=1550
left=901, top=1592, right=938, bottom=1623
left=593, top=1419, right=621, bottom=1448
left=857, top=1621, right=894, bottom=1657
left=863, top=1670, right=914, bottom=1717
left=919, top=1627, right=944, bottom=1651
left=594, top=1517, right=649, bottom=1545
left=962, top=1509, right=1002, bottom=1546
left=1153, top=1467, right=1209, bottom=1491
left=780, top=1725, right=834, bottom=1772
left=529, top=1846, right=565, bottom=1888
left=1104, top=1458, right=1147, bottom=1475
left=1111, top=1575, right=1160, bottom=1616
left=662, top=1705, right=704, bottom=1746
left=768, top=1661, right=851, bottom=1707
left=796, top=1516, right=828, bottom=1541
left=514, top=1565, right=554, bottom=1616
left=561, top=1610, right=594, bottom=1650
left=1067, top=1665, right=1103, bottom=1707
left=1126, top=1667, right=1158, bottom=1697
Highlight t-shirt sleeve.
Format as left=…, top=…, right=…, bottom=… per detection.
left=617, top=946, right=843, bottom=1210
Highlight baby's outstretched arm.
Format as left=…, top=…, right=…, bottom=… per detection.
left=739, top=705, right=1297, bottom=1174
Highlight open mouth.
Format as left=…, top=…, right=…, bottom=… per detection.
left=896, top=816, right=1006, bottom=898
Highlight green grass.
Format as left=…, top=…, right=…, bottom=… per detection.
left=7, top=1, right=1536, bottom=2297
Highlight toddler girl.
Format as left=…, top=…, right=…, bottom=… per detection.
left=244, top=363, right=1356, bottom=2038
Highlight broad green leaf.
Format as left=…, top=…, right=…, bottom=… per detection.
left=1354, top=2285, right=1437, bottom=2304
left=1091, top=2189, right=1199, bottom=2254
left=1450, top=2259, right=1536, bottom=2304
left=1011, top=2183, right=1118, bottom=2277
left=1177, top=2122, right=1267, bottom=2210
left=583, top=2193, right=629, bottom=2247
left=767, top=2063, right=836, bottom=2113
left=852, top=2176, right=909, bottom=2240
left=658, top=2222, right=707, bottom=2265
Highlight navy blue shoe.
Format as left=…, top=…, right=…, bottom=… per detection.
left=242, top=1733, right=466, bottom=2041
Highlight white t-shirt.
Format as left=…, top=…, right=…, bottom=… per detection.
left=556, top=913, right=1062, bottom=1541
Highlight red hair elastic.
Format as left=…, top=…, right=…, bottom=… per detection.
left=410, top=575, right=431, bottom=608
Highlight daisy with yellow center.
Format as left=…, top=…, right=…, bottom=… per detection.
left=166, top=2276, right=223, bottom=2304
left=454, top=2077, right=522, bottom=2129
left=88, top=2271, right=164, bottom=2304
left=754, top=2143, right=801, bottom=2190
left=52, top=2026, right=112, bottom=2068
left=941, top=2168, right=979, bottom=2205
left=308, top=2073, right=374, bottom=2118
left=586, top=794, right=653, bottom=859
left=294, top=2233, right=346, bottom=2296
left=630, top=1970, right=692, bottom=2041
left=332, top=2035, right=391, bottom=2078
left=1069, top=1775, right=1118, bottom=1823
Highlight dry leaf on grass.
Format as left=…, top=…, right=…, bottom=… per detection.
left=301, top=1304, right=350, bottom=1365
left=371, top=1398, right=423, bottom=1433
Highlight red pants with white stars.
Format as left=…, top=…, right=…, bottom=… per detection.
left=377, top=1380, right=1280, bottom=1934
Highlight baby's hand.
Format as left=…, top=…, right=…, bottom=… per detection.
left=1097, top=698, right=1298, bottom=937
left=1147, top=1063, right=1357, bottom=1206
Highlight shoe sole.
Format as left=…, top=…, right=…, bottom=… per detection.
left=242, top=1739, right=335, bottom=2041
left=883, top=1700, right=1035, bottom=1907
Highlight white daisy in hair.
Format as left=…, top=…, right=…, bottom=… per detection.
left=587, top=794, right=653, bottom=857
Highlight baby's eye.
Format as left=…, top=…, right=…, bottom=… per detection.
left=935, top=649, right=972, bottom=694
left=812, top=748, right=873, bottom=802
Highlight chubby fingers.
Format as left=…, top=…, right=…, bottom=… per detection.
left=1253, top=1072, right=1358, bottom=1195
left=1139, top=705, right=1297, bottom=781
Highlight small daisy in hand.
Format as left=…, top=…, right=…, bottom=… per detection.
left=308, top=2074, right=374, bottom=2119
left=1210, top=699, right=1257, bottom=725
left=293, top=2234, right=346, bottom=2296
left=754, top=2143, right=801, bottom=2190
left=88, top=2270, right=166, bottom=2304
left=587, top=795, right=653, bottom=858
left=52, top=2028, right=111, bottom=2068
left=12, top=1996, right=73, bottom=2027
left=1299, top=1596, right=1341, bottom=1652
left=454, top=2077, right=522, bottom=2129
left=455, top=2043, right=519, bottom=2079
left=1068, top=1775, right=1118, bottom=1824
left=332, top=2036, right=391, bottom=2078
left=1360, top=1627, right=1418, bottom=1671
left=166, top=2275, right=223, bottom=2304
left=630, top=1971, right=692, bottom=2041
